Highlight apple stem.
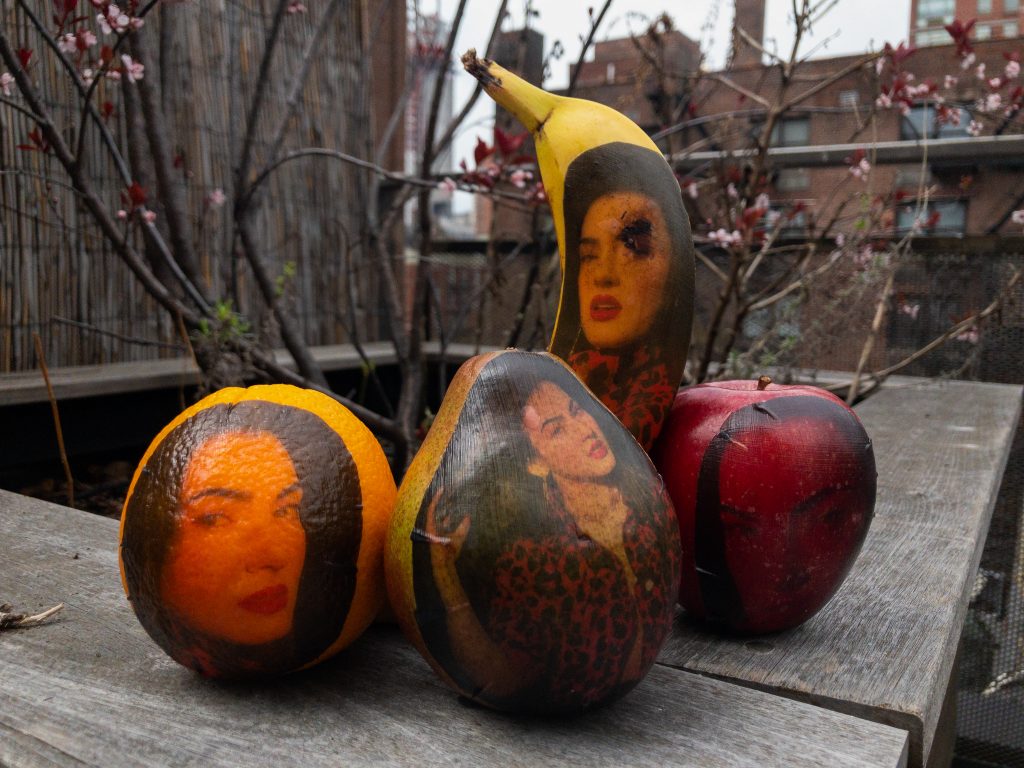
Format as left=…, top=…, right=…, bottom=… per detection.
left=757, top=375, right=772, bottom=391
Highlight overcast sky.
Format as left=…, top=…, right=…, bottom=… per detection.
left=430, top=0, right=913, bottom=203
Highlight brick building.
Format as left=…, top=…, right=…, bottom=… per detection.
left=913, top=0, right=1021, bottom=46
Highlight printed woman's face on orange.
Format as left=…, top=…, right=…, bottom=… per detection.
left=522, top=381, right=616, bottom=481
left=578, top=191, right=673, bottom=350
left=161, top=430, right=306, bottom=645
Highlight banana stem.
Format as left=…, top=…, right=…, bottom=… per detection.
left=460, top=48, right=557, bottom=134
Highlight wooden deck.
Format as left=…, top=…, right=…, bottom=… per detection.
left=1, top=377, right=1020, bottom=766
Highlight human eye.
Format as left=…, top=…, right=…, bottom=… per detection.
left=274, top=504, right=300, bottom=520
left=194, top=511, right=230, bottom=528
left=620, top=218, right=654, bottom=257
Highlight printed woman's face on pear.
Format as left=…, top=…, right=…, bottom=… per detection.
left=578, top=191, right=672, bottom=350
left=161, top=430, right=306, bottom=645
left=522, top=381, right=616, bottom=480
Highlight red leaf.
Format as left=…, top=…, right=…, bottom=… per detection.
left=494, top=126, right=527, bottom=157
left=99, top=45, right=114, bottom=64
left=126, top=181, right=147, bottom=206
left=473, top=136, right=494, bottom=166
left=17, top=48, right=33, bottom=70
left=101, top=101, right=115, bottom=119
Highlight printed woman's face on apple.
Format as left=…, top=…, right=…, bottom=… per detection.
left=712, top=398, right=872, bottom=625
left=577, top=191, right=672, bottom=350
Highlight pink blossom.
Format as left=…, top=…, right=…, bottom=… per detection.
left=0, top=72, right=13, bottom=97
left=986, top=93, right=1002, bottom=112
left=989, top=77, right=1003, bottom=89
left=286, top=1, right=307, bottom=12
left=142, top=210, right=157, bottom=224
left=708, top=228, right=743, bottom=247
left=876, top=92, right=893, bottom=108
left=82, top=30, right=98, bottom=47
left=955, top=326, right=980, bottom=344
left=727, top=183, right=739, bottom=199
left=509, top=169, right=533, bottom=188
left=835, top=232, right=846, bottom=247
left=976, top=63, right=987, bottom=80
left=81, top=68, right=95, bottom=86
left=116, top=209, right=128, bottom=220
left=754, top=192, right=771, bottom=211
left=58, top=33, right=78, bottom=55
left=97, top=5, right=137, bottom=35
left=967, top=119, right=983, bottom=136
left=849, top=157, right=872, bottom=180
left=875, top=56, right=886, bottom=76
left=898, top=302, right=920, bottom=320
left=687, top=182, right=699, bottom=200
left=120, top=54, right=144, bottom=82
left=1011, top=209, right=1024, bottom=225
left=961, top=52, right=977, bottom=70
left=206, top=188, right=227, bottom=208
left=944, top=74, right=958, bottom=89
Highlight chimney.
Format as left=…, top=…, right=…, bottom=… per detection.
left=731, top=0, right=765, bottom=69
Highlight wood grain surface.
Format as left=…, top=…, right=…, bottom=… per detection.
left=0, top=490, right=907, bottom=767
left=658, top=379, right=1022, bottom=768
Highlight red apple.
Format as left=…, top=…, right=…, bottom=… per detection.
left=652, top=376, right=875, bottom=634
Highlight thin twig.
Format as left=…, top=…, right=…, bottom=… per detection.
left=33, top=333, right=75, bottom=509
left=567, top=1, right=613, bottom=96
left=847, top=268, right=895, bottom=404
left=0, top=603, right=65, bottom=631
left=52, top=316, right=185, bottom=351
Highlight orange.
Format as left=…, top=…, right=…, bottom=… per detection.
left=119, top=384, right=396, bottom=678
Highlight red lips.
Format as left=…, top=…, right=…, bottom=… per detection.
left=238, top=584, right=288, bottom=614
left=589, top=440, right=609, bottom=460
left=589, top=295, right=622, bottom=322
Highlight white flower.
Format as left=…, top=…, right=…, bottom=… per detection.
left=120, top=54, right=144, bottom=83
left=976, top=63, right=987, bottom=80
left=850, top=158, right=872, bottom=180
left=955, top=327, right=980, bottom=344
left=835, top=232, right=845, bottom=247
left=962, top=52, right=977, bottom=70
left=754, top=193, right=771, bottom=211
left=899, top=302, right=920, bottom=320
left=727, top=183, right=738, bottom=199
left=876, top=92, right=893, bottom=108
left=989, top=77, right=1002, bottom=89
left=1007, top=60, right=1021, bottom=79
left=967, top=120, right=983, bottom=136
left=986, top=93, right=1002, bottom=112
left=0, top=71, right=13, bottom=97
left=687, top=182, right=699, bottom=200
left=875, top=56, right=886, bottom=75
left=944, top=74, right=958, bottom=89
left=116, top=209, right=128, bottom=220
left=81, top=68, right=95, bottom=86
left=142, top=210, right=157, bottom=224
left=1011, top=209, right=1024, bottom=225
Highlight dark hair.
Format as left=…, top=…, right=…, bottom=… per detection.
left=410, top=351, right=663, bottom=699
left=693, top=395, right=875, bottom=629
left=121, top=400, right=362, bottom=677
left=550, top=141, right=694, bottom=357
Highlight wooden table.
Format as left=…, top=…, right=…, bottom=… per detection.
left=1, top=378, right=1019, bottom=767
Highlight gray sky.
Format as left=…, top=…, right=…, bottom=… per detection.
left=430, top=0, right=912, bottom=199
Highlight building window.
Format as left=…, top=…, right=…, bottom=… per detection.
left=979, top=0, right=992, bottom=12
left=770, top=117, right=811, bottom=147
left=895, top=200, right=967, bottom=234
left=895, top=166, right=934, bottom=189
left=917, top=0, right=955, bottom=20
left=915, top=27, right=953, bottom=45
left=606, top=62, right=616, bottom=82
left=838, top=89, right=860, bottom=108
left=901, top=105, right=972, bottom=139
left=775, top=168, right=810, bottom=191
left=976, top=23, right=993, bottom=38
left=1005, top=21, right=1019, bottom=36
left=1007, top=0, right=1020, bottom=12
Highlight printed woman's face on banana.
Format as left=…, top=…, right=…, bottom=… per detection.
left=577, top=191, right=672, bottom=350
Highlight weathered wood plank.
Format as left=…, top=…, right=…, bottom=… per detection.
left=658, top=379, right=1022, bottom=768
left=0, top=342, right=494, bottom=406
left=0, top=490, right=907, bottom=767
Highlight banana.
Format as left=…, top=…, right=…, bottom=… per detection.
left=462, top=50, right=695, bottom=450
